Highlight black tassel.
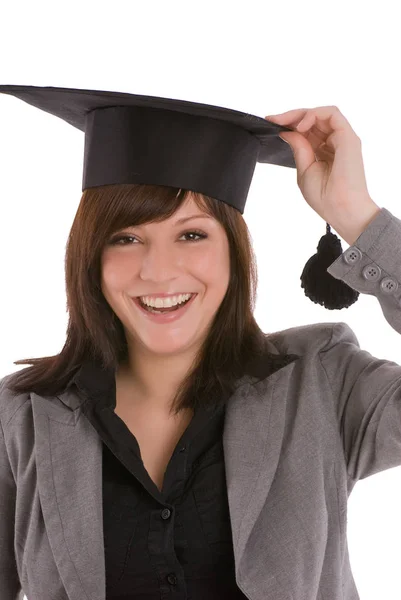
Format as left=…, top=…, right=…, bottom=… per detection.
left=300, top=223, right=360, bottom=310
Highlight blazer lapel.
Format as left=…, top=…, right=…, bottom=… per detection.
left=31, top=342, right=300, bottom=600
left=223, top=352, right=300, bottom=582
left=31, top=389, right=107, bottom=600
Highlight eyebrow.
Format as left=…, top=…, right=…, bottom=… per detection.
left=127, top=214, right=213, bottom=231
left=174, top=214, right=212, bottom=225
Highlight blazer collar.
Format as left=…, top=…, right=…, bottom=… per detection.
left=56, top=336, right=300, bottom=412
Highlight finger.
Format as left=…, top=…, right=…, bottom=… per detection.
left=266, top=108, right=309, bottom=120
left=309, top=107, right=354, bottom=137
left=267, top=106, right=352, bottom=133
left=265, top=109, right=309, bottom=126
left=294, top=113, right=333, bottom=136
left=287, top=114, right=332, bottom=158
left=304, top=129, right=332, bottom=156
left=298, top=114, right=331, bottom=145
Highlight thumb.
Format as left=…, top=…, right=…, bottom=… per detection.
left=279, top=131, right=316, bottom=179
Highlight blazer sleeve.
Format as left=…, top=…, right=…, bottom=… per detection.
left=319, top=321, right=401, bottom=483
left=318, top=206, right=401, bottom=483
left=0, top=408, right=23, bottom=599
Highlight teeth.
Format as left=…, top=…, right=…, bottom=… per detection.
left=140, top=293, right=193, bottom=308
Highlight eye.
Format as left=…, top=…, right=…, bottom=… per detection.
left=110, top=230, right=208, bottom=246
left=181, top=230, right=208, bottom=243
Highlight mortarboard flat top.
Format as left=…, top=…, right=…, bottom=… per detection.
left=0, top=84, right=296, bottom=213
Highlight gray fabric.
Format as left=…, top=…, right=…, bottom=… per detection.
left=1, top=206, right=401, bottom=600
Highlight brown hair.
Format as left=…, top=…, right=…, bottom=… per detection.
left=7, top=184, right=269, bottom=415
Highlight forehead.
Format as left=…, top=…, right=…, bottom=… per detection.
left=172, top=192, right=209, bottom=218
left=180, top=191, right=204, bottom=208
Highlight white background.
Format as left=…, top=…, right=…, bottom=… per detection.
left=1, top=1, right=401, bottom=598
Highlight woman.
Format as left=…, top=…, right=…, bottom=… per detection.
left=0, top=88, right=398, bottom=600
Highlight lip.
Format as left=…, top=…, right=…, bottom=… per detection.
left=131, top=293, right=198, bottom=324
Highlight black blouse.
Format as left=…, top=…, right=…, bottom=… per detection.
left=70, top=359, right=250, bottom=600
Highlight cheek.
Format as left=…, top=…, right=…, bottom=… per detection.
left=189, top=244, right=229, bottom=272
left=189, top=249, right=230, bottom=290
left=101, top=255, right=134, bottom=289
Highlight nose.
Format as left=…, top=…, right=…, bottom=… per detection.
left=138, top=244, right=184, bottom=281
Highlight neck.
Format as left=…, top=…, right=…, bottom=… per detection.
left=116, top=344, right=199, bottom=413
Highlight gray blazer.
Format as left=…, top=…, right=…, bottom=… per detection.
left=2, top=206, right=401, bottom=600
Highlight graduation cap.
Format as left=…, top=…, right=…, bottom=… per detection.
left=0, top=84, right=359, bottom=309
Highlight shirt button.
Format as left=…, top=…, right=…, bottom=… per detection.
left=161, top=508, right=171, bottom=520
left=179, top=445, right=186, bottom=452
left=167, top=573, right=177, bottom=585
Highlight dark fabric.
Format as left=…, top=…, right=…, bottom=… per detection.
left=0, top=84, right=296, bottom=212
left=74, top=360, right=249, bottom=600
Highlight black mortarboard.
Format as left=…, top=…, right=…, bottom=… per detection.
left=0, top=84, right=359, bottom=309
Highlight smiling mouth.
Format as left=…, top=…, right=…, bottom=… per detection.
left=135, top=293, right=197, bottom=314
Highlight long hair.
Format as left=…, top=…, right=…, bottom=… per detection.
left=6, top=183, right=270, bottom=415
